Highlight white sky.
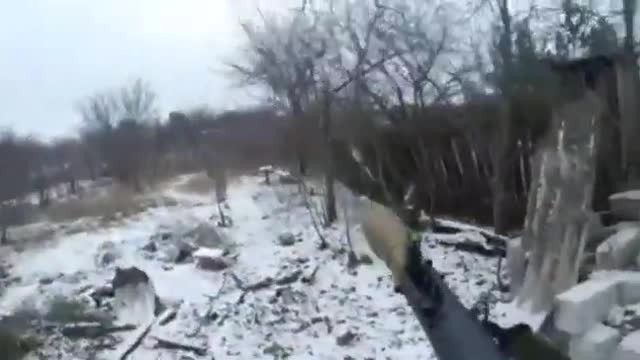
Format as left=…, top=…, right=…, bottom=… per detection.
left=0, top=0, right=296, bottom=140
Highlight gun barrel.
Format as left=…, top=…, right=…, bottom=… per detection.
left=401, top=266, right=510, bottom=360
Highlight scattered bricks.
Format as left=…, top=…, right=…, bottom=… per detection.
left=555, top=279, right=619, bottom=335
left=569, top=323, right=621, bottom=360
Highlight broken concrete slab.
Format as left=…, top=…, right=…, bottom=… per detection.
left=569, top=323, right=621, bottom=360
left=111, top=267, right=161, bottom=326
left=592, top=271, right=640, bottom=306
left=614, top=330, right=640, bottom=360
left=555, top=279, right=619, bottom=335
left=596, top=227, right=640, bottom=270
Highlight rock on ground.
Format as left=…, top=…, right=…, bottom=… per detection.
left=278, top=232, right=296, bottom=247
left=193, top=248, right=229, bottom=271
left=162, top=241, right=196, bottom=263
left=569, top=323, right=621, bottom=360
left=189, top=223, right=231, bottom=250
left=94, top=241, right=120, bottom=267
left=111, top=267, right=159, bottom=325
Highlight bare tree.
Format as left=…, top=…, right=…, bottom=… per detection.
left=334, top=0, right=462, bottom=223
left=50, top=138, right=85, bottom=195
left=622, top=0, right=636, bottom=54
left=0, top=132, right=34, bottom=243
left=119, top=78, right=158, bottom=122
left=231, top=10, right=326, bottom=177
left=76, top=78, right=159, bottom=189
left=110, top=119, right=153, bottom=191
left=618, top=0, right=640, bottom=180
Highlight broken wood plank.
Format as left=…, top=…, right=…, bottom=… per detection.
left=152, top=336, right=207, bottom=356
left=275, top=270, right=302, bottom=286
left=432, top=219, right=509, bottom=249
left=117, top=319, right=154, bottom=360
left=438, top=239, right=505, bottom=257
left=158, top=308, right=177, bottom=326
left=61, top=322, right=136, bottom=339
left=116, top=308, right=175, bottom=360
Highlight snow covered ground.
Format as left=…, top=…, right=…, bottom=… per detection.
left=0, top=172, right=514, bottom=360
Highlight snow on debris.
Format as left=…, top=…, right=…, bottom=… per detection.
left=0, top=172, right=511, bottom=360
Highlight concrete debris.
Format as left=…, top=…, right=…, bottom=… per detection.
left=596, top=227, right=640, bottom=270
left=569, top=323, right=621, bottom=360
left=555, top=279, right=618, bottom=335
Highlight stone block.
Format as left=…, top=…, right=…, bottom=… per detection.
left=555, top=279, right=619, bottom=335
left=596, top=227, right=640, bottom=270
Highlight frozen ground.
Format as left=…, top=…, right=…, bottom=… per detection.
left=0, top=172, right=516, bottom=359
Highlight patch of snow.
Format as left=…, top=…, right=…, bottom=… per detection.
left=192, top=248, right=224, bottom=259
left=0, top=174, right=517, bottom=359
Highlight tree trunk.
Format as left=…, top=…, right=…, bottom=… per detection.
left=492, top=102, right=514, bottom=235
left=290, top=95, right=307, bottom=177
left=1, top=225, right=7, bottom=244
left=623, top=0, right=636, bottom=54
left=497, top=0, right=514, bottom=95
left=69, top=177, right=77, bottom=195
left=616, top=54, right=640, bottom=181
left=85, top=156, right=96, bottom=181
left=322, top=90, right=337, bottom=224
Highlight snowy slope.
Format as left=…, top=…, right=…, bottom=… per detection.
left=0, top=173, right=512, bottom=360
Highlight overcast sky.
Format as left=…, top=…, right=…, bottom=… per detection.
left=0, top=0, right=631, bottom=141
left=0, top=0, right=295, bottom=140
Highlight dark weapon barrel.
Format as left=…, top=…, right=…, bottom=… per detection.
left=401, top=243, right=510, bottom=360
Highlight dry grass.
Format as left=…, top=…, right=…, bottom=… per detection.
left=175, top=173, right=214, bottom=194
left=45, top=185, right=146, bottom=223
